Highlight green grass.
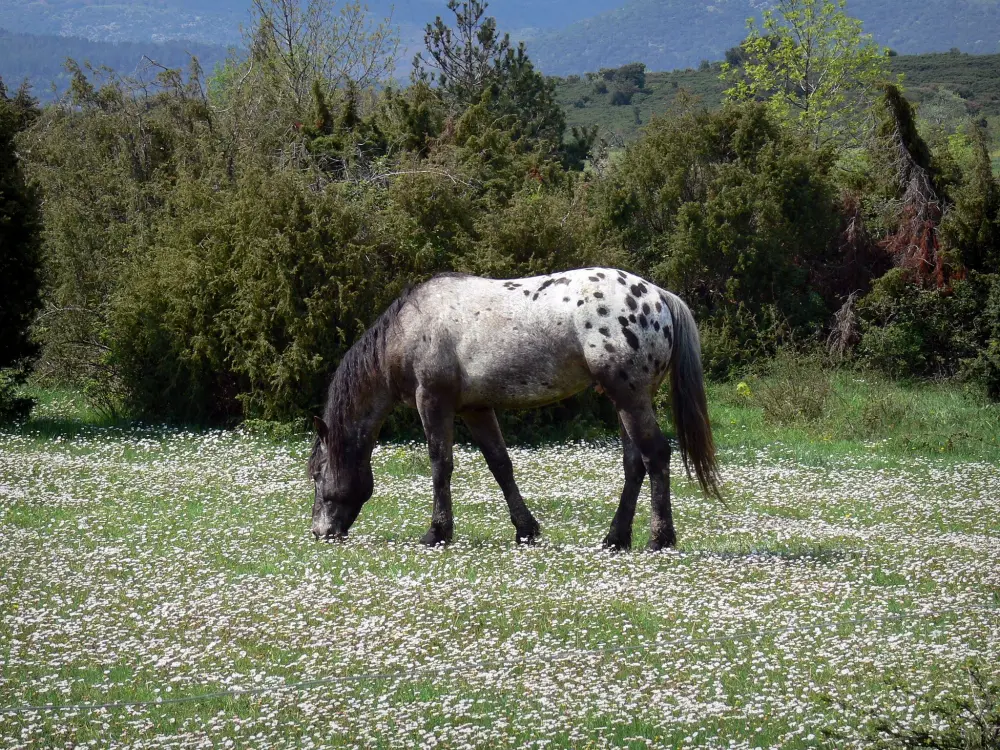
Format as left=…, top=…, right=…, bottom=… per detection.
left=0, top=378, right=998, bottom=747
left=706, top=366, right=1000, bottom=466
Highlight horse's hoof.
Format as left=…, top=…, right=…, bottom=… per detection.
left=646, top=536, right=676, bottom=552
left=515, top=520, right=541, bottom=545
left=602, top=533, right=632, bottom=552
left=420, top=527, right=452, bottom=547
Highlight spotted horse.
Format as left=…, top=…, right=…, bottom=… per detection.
left=308, top=268, right=722, bottom=550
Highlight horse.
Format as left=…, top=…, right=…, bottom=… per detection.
left=308, top=268, right=721, bottom=551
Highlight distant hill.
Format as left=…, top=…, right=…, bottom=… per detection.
left=0, top=0, right=623, bottom=48
left=0, top=29, right=232, bottom=99
left=526, top=0, right=1000, bottom=75
left=0, top=0, right=247, bottom=46
left=3, top=0, right=999, bottom=78
left=555, top=52, right=1000, bottom=146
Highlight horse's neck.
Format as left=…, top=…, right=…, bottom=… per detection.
left=330, top=371, right=395, bottom=459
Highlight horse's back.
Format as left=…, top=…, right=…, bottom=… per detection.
left=392, top=269, right=676, bottom=408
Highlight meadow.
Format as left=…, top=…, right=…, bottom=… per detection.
left=1, top=380, right=999, bottom=748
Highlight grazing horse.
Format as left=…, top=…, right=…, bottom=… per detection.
left=309, top=268, right=721, bottom=550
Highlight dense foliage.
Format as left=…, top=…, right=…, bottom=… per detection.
left=0, top=78, right=43, bottom=419
left=9, top=0, right=1000, bottom=428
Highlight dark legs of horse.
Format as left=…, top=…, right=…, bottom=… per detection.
left=603, top=386, right=675, bottom=551
left=416, top=388, right=455, bottom=546
left=603, top=419, right=646, bottom=551
left=462, top=408, right=541, bottom=544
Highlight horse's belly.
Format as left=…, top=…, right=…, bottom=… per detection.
left=456, top=338, right=592, bottom=410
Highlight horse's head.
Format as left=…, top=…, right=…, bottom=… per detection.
left=309, top=416, right=374, bottom=540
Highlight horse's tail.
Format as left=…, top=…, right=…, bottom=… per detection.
left=664, top=292, right=722, bottom=500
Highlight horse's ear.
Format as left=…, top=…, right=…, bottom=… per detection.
left=313, top=416, right=329, bottom=443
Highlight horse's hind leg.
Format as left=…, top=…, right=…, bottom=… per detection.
left=604, top=417, right=646, bottom=551
left=461, top=408, right=540, bottom=544
left=416, top=388, right=456, bottom=546
left=615, top=398, right=675, bottom=550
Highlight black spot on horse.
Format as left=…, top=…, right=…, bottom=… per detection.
left=597, top=272, right=605, bottom=279
left=618, top=368, right=629, bottom=381
left=653, top=320, right=660, bottom=331
left=585, top=322, right=592, bottom=329
left=659, top=293, right=668, bottom=306
left=539, top=279, right=554, bottom=291
left=524, top=290, right=530, bottom=296
left=532, top=293, right=539, bottom=300
left=604, top=343, right=616, bottom=353
left=642, top=365, right=649, bottom=373
left=618, top=277, right=627, bottom=285
left=599, top=327, right=610, bottom=337
left=663, top=327, right=672, bottom=345
left=594, top=292, right=604, bottom=299
left=563, top=297, right=571, bottom=302
left=588, top=275, right=600, bottom=282
left=622, top=328, right=640, bottom=350
left=629, top=314, right=636, bottom=323
left=655, top=301, right=662, bottom=313
left=554, top=277, right=571, bottom=286
left=597, top=306, right=609, bottom=316
left=617, top=316, right=630, bottom=328
left=630, top=284, right=644, bottom=298
left=577, top=299, right=585, bottom=307
left=625, top=296, right=638, bottom=311
left=520, top=380, right=527, bottom=385
left=642, top=302, right=650, bottom=315
left=617, top=270, right=627, bottom=279
left=638, top=314, right=648, bottom=329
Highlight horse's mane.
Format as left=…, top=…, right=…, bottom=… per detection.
left=308, top=288, right=414, bottom=476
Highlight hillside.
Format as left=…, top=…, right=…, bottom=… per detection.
left=527, top=0, right=1000, bottom=75
left=0, top=29, right=232, bottom=99
left=555, top=52, right=1000, bottom=148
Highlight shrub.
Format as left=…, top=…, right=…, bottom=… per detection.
left=857, top=269, right=987, bottom=379
left=0, top=369, right=35, bottom=423
left=749, top=351, right=833, bottom=425
left=594, top=101, right=838, bottom=374
left=0, top=80, right=43, bottom=372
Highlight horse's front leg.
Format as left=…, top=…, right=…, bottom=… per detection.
left=416, top=387, right=456, bottom=546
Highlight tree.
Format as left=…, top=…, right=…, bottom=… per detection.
left=722, top=0, right=891, bottom=146
left=0, top=78, right=42, bottom=371
left=941, top=122, right=1000, bottom=274
left=0, top=78, right=43, bottom=420
left=242, top=0, right=397, bottom=111
left=413, top=0, right=566, bottom=153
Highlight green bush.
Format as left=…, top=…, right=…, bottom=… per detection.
left=857, top=269, right=987, bottom=378
left=0, top=369, right=35, bottom=423
left=595, top=101, right=838, bottom=375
